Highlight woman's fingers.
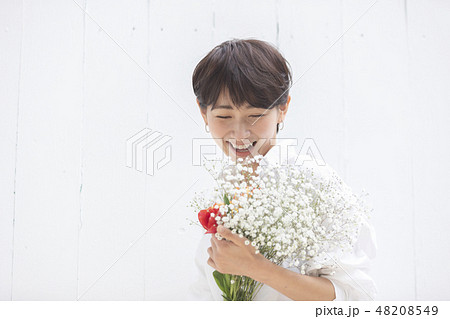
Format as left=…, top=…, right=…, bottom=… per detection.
left=217, top=225, right=243, bottom=246
left=207, top=246, right=213, bottom=257
left=207, top=257, right=216, bottom=269
left=210, top=235, right=218, bottom=249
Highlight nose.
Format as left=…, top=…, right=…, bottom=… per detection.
left=230, top=119, right=251, bottom=141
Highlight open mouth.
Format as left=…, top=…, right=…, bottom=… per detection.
left=227, top=141, right=257, bottom=154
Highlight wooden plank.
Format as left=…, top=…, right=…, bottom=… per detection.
left=11, top=0, right=83, bottom=300
left=0, top=0, right=22, bottom=301
left=77, top=0, right=148, bottom=300
left=406, top=0, right=450, bottom=300
left=342, top=0, right=414, bottom=300
left=278, top=0, right=345, bottom=176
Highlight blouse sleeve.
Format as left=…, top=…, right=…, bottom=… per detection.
left=304, top=213, right=378, bottom=301
left=187, top=234, right=215, bottom=300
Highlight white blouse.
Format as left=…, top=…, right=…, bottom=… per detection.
left=188, top=140, right=378, bottom=301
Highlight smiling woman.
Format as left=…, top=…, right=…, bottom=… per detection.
left=188, top=38, right=377, bottom=301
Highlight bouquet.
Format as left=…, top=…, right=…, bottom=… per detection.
left=188, top=155, right=372, bottom=301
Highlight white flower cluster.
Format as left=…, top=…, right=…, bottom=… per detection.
left=189, top=155, right=372, bottom=276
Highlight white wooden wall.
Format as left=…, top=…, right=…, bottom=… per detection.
left=1, top=0, right=449, bottom=300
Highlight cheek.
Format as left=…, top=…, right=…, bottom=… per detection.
left=209, top=119, right=228, bottom=136
left=253, top=116, right=277, bottom=137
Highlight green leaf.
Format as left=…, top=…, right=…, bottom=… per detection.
left=213, top=271, right=228, bottom=293
left=223, top=193, right=230, bottom=205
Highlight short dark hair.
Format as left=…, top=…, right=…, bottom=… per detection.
left=192, top=38, right=292, bottom=134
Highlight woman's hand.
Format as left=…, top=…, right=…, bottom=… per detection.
left=206, top=225, right=268, bottom=277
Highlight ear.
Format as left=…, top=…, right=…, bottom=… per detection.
left=197, top=98, right=208, bottom=124
left=278, top=95, right=291, bottom=122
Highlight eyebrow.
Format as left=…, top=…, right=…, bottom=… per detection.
left=210, top=104, right=235, bottom=111
left=211, top=104, right=265, bottom=111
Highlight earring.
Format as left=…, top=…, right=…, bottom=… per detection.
left=205, top=123, right=210, bottom=133
left=278, top=121, right=285, bottom=131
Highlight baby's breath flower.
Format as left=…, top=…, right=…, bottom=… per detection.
left=189, top=151, right=372, bottom=285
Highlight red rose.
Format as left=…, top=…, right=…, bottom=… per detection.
left=198, top=204, right=222, bottom=234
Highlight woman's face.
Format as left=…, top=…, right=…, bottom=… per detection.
left=198, top=90, right=290, bottom=162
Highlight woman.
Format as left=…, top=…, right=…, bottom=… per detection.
left=188, top=38, right=378, bottom=301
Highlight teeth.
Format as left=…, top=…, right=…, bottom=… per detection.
left=230, top=142, right=253, bottom=150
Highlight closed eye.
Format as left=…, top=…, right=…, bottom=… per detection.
left=216, top=115, right=265, bottom=119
